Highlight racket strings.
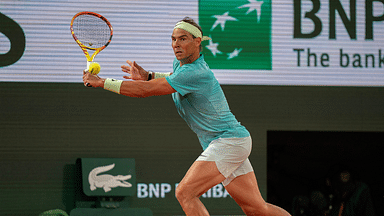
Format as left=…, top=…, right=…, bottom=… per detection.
left=72, top=14, right=111, bottom=48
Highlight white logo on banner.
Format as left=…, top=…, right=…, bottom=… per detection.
left=88, top=163, right=132, bottom=192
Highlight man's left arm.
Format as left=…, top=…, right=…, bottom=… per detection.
left=119, top=77, right=176, bottom=97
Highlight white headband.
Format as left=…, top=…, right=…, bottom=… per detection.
left=174, top=21, right=211, bottom=41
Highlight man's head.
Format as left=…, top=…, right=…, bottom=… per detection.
left=172, top=17, right=210, bottom=65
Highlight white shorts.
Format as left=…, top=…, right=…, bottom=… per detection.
left=196, top=136, right=253, bottom=186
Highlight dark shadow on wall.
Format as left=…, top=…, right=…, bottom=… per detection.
left=267, top=131, right=384, bottom=216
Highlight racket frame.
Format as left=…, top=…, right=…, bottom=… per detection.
left=70, top=11, right=113, bottom=69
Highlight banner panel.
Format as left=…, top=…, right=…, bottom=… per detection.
left=1, top=0, right=383, bottom=85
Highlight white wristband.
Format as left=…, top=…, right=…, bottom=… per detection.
left=154, top=72, right=172, bottom=79
left=104, top=78, right=123, bottom=94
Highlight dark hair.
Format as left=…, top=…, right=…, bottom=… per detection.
left=179, top=17, right=203, bottom=51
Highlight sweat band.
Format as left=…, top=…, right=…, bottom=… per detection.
left=174, top=21, right=211, bottom=41
left=154, top=72, right=171, bottom=79
left=104, top=78, right=123, bottom=94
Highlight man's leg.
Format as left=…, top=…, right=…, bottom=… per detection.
left=175, top=161, right=225, bottom=216
left=224, top=171, right=291, bottom=216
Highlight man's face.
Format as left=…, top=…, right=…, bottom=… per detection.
left=171, top=28, right=200, bottom=64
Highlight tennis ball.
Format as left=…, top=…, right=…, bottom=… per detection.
left=89, top=62, right=101, bottom=75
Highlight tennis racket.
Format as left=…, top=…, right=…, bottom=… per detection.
left=70, top=11, right=113, bottom=86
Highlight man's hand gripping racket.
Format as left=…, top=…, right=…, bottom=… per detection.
left=70, top=11, right=113, bottom=87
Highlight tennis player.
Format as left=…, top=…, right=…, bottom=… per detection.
left=83, top=17, right=291, bottom=216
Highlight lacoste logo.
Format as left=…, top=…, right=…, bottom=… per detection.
left=199, top=0, right=272, bottom=70
left=88, top=163, right=132, bottom=192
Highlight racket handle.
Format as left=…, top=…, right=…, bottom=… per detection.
left=85, top=61, right=93, bottom=87
left=87, top=61, right=92, bottom=70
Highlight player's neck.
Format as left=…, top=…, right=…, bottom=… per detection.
left=180, top=52, right=200, bottom=66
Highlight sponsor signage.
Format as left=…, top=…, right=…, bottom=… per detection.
left=1, top=0, right=383, bottom=85
left=80, top=158, right=136, bottom=196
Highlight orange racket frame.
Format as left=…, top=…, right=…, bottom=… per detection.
left=70, top=11, right=113, bottom=68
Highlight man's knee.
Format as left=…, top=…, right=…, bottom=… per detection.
left=175, top=186, right=183, bottom=202
left=175, top=184, right=190, bottom=203
left=176, top=183, right=202, bottom=204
